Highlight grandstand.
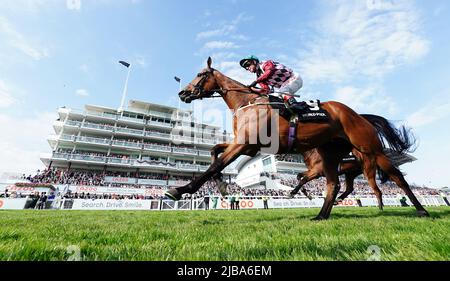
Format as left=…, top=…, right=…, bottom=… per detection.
left=20, top=100, right=236, bottom=197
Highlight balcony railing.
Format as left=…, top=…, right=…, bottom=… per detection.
left=146, top=131, right=171, bottom=139
left=70, top=154, right=107, bottom=163
left=177, top=163, right=198, bottom=171
left=172, top=147, right=198, bottom=155
left=107, top=157, right=134, bottom=165
left=148, top=110, right=174, bottom=119
left=112, top=140, right=141, bottom=148
left=115, top=127, right=143, bottom=135
left=65, top=120, right=81, bottom=127
left=198, top=150, right=211, bottom=157
left=118, top=115, right=145, bottom=124
left=148, top=120, right=173, bottom=128
left=52, top=152, right=69, bottom=159
left=82, top=122, right=114, bottom=132
left=85, top=111, right=117, bottom=120
left=143, top=143, right=171, bottom=152
left=77, top=136, right=110, bottom=145
left=60, top=134, right=75, bottom=141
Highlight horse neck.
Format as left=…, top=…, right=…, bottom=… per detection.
left=213, top=70, right=261, bottom=110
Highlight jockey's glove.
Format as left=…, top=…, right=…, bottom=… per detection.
left=247, top=81, right=258, bottom=88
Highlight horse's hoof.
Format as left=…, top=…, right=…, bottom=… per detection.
left=218, top=182, right=228, bottom=197
left=311, top=216, right=327, bottom=221
left=307, top=196, right=313, bottom=201
left=288, top=193, right=295, bottom=199
left=165, top=189, right=182, bottom=201
left=417, top=210, right=430, bottom=217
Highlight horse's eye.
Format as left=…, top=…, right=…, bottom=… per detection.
left=197, top=73, right=203, bottom=77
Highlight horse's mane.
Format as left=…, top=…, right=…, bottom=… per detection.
left=212, top=68, right=252, bottom=89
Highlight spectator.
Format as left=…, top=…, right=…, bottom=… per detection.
left=263, top=196, right=269, bottom=209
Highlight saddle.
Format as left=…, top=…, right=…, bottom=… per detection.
left=267, top=95, right=330, bottom=152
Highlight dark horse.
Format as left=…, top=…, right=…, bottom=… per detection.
left=290, top=114, right=416, bottom=210
left=166, top=57, right=428, bottom=220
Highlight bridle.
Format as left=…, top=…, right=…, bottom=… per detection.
left=187, top=69, right=221, bottom=100
left=186, top=69, right=263, bottom=100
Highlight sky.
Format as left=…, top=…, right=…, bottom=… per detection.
left=0, top=0, right=449, bottom=188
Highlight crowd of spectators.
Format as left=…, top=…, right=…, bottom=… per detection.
left=22, top=168, right=449, bottom=201
left=275, top=154, right=304, bottom=163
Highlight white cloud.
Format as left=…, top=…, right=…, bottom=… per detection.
left=297, top=0, right=429, bottom=84
left=211, top=60, right=253, bottom=85
left=406, top=101, right=450, bottom=128
left=66, top=0, right=81, bottom=11
left=0, top=80, right=17, bottom=108
left=203, top=41, right=239, bottom=50
left=334, top=85, right=396, bottom=115
left=134, top=55, right=148, bottom=68
left=196, top=13, right=250, bottom=40
left=0, top=16, right=50, bottom=60
left=197, top=25, right=236, bottom=40
left=75, top=89, right=89, bottom=97
left=0, top=112, right=55, bottom=175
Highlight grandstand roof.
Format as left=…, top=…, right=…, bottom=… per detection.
left=128, top=100, right=191, bottom=114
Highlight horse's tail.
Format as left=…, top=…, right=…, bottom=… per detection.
left=361, top=114, right=417, bottom=154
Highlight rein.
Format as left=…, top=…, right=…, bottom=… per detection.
left=186, top=69, right=288, bottom=114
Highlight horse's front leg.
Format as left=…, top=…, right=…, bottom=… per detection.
left=211, top=143, right=230, bottom=196
left=211, top=143, right=229, bottom=162
left=165, top=144, right=257, bottom=200
left=290, top=168, right=321, bottom=199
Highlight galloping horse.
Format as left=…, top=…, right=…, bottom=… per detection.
left=166, top=57, right=428, bottom=220
left=290, top=114, right=416, bottom=211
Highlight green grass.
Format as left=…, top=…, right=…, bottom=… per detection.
left=0, top=207, right=449, bottom=261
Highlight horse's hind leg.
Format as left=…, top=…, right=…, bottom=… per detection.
left=312, top=151, right=340, bottom=220
left=375, top=153, right=428, bottom=216
left=361, top=157, right=384, bottom=211
left=337, top=171, right=356, bottom=201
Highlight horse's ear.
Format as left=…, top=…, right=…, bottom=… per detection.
left=207, top=57, right=212, bottom=69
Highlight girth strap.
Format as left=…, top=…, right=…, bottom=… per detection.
left=288, top=115, right=298, bottom=152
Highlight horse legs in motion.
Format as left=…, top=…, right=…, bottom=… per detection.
left=312, top=146, right=342, bottom=220
left=166, top=144, right=258, bottom=200
left=375, top=153, right=428, bottom=216
left=210, top=143, right=230, bottom=196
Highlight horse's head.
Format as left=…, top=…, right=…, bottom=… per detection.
left=179, top=57, right=219, bottom=103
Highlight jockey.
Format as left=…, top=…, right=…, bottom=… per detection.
left=240, top=55, right=303, bottom=105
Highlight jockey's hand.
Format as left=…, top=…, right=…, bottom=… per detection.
left=247, top=81, right=258, bottom=88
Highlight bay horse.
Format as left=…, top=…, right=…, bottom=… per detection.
left=166, top=57, right=428, bottom=220
left=290, top=114, right=416, bottom=211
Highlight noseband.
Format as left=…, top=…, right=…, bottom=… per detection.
left=189, top=70, right=217, bottom=99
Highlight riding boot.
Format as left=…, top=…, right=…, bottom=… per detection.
left=286, top=97, right=297, bottom=106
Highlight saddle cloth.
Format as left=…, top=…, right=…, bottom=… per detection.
left=268, top=95, right=329, bottom=122
left=341, top=153, right=358, bottom=163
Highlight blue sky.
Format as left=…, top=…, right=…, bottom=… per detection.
left=0, top=0, right=449, bottom=188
